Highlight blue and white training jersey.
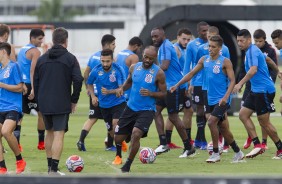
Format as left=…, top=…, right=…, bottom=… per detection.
left=173, top=42, right=186, bottom=70
left=158, top=39, right=185, bottom=90
left=0, top=61, right=23, bottom=112
left=245, top=44, right=275, bottom=93
left=87, top=63, right=126, bottom=108
left=127, top=62, right=160, bottom=111
left=17, top=43, right=36, bottom=84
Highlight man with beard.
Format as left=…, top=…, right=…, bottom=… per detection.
left=114, top=46, right=166, bottom=172
left=151, top=27, right=195, bottom=158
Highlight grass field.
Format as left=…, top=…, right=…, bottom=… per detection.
left=2, top=79, right=282, bottom=176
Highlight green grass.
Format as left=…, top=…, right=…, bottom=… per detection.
left=2, top=78, right=282, bottom=176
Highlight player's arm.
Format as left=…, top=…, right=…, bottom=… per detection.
left=233, top=65, right=257, bottom=94
left=87, top=70, right=98, bottom=106
left=265, top=56, right=279, bottom=74
left=116, top=64, right=134, bottom=97
left=126, top=54, right=139, bottom=67
left=84, top=66, right=91, bottom=88
left=174, top=45, right=181, bottom=59
left=29, top=48, right=41, bottom=99
left=139, top=69, right=167, bottom=99
left=0, top=82, right=23, bottom=92
left=220, top=58, right=235, bottom=106
left=10, top=44, right=17, bottom=61
left=170, top=56, right=204, bottom=92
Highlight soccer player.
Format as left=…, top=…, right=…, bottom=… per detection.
left=165, top=28, right=193, bottom=149
left=234, top=29, right=282, bottom=159
left=17, top=29, right=46, bottom=151
left=86, top=49, right=128, bottom=165
left=171, top=35, right=244, bottom=163
left=77, top=34, right=117, bottom=151
left=183, top=21, right=209, bottom=149
left=0, top=24, right=16, bottom=61
left=115, top=36, right=143, bottom=100
left=151, top=27, right=195, bottom=157
left=114, top=46, right=166, bottom=172
left=196, top=26, right=230, bottom=152
left=0, top=42, right=26, bottom=174
left=34, top=27, right=83, bottom=175
left=242, top=29, right=279, bottom=150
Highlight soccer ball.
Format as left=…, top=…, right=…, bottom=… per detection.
left=139, top=147, right=156, bottom=164
left=66, top=155, right=84, bottom=172
left=207, top=142, right=223, bottom=155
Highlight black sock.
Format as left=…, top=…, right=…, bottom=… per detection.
left=79, top=130, right=89, bottom=143
left=38, top=130, right=45, bottom=142
left=196, top=115, right=205, bottom=141
left=0, top=160, right=6, bottom=168
left=230, top=141, right=240, bottom=153
left=124, top=158, right=133, bottom=167
left=16, top=154, right=22, bottom=161
left=116, top=143, right=122, bottom=157
left=275, top=140, right=282, bottom=150
left=213, top=147, right=219, bottom=153
left=47, top=157, right=52, bottom=167
left=186, top=128, right=191, bottom=141
left=262, top=139, right=267, bottom=144
left=51, top=159, right=59, bottom=172
left=224, top=140, right=229, bottom=147
left=165, top=130, right=172, bottom=144
left=159, top=134, right=167, bottom=145
left=107, top=133, right=114, bottom=147
left=121, top=158, right=133, bottom=172
left=14, top=125, right=21, bottom=144
left=183, top=139, right=191, bottom=150
left=252, top=137, right=260, bottom=146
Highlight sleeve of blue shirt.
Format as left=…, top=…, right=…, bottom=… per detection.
left=183, top=43, right=193, bottom=89
left=13, top=63, right=24, bottom=84
left=222, top=45, right=230, bottom=59
left=116, top=64, right=126, bottom=86
left=87, top=69, right=97, bottom=85
left=160, top=43, right=172, bottom=61
left=249, top=48, right=259, bottom=67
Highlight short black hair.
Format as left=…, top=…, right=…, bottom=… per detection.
left=271, top=29, right=282, bottom=39
left=129, top=36, right=143, bottom=46
left=101, top=48, right=113, bottom=59
left=237, top=29, right=251, bottom=38
left=101, top=34, right=116, bottom=47
left=30, top=29, right=45, bottom=40
left=0, top=42, right=11, bottom=56
left=253, top=29, right=266, bottom=40
left=52, top=27, right=68, bottom=45
left=209, top=35, right=223, bottom=47
left=197, top=21, right=209, bottom=31
left=177, top=28, right=192, bottom=36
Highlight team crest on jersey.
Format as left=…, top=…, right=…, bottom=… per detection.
left=3, top=67, right=10, bottom=78
left=204, top=44, right=209, bottom=50
left=219, top=50, right=223, bottom=55
left=145, top=74, right=153, bottom=83
left=98, top=71, right=104, bottom=76
left=216, top=60, right=221, bottom=64
left=213, top=65, right=220, bottom=74
left=149, top=69, right=154, bottom=74
left=109, top=73, right=116, bottom=82
left=136, top=65, right=142, bottom=70
left=205, top=57, right=210, bottom=63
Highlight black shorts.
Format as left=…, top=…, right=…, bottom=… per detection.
left=115, top=106, right=155, bottom=138
left=207, top=103, right=229, bottom=122
left=100, top=102, right=126, bottom=131
left=202, top=89, right=210, bottom=113
left=242, top=81, right=251, bottom=102
left=192, top=86, right=205, bottom=105
left=243, top=91, right=275, bottom=116
left=156, top=88, right=185, bottom=114
left=0, top=111, right=21, bottom=124
left=43, top=114, right=69, bottom=132
left=89, top=96, right=103, bottom=119
left=22, top=83, right=39, bottom=114
left=184, top=95, right=192, bottom=109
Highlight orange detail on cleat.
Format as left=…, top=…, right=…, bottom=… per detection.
left=121, top=141, right=128, bottom=152
left=37, top=141, right=45, bottom=150
left=112, top=156, right=122, bottom=165
left=16, top=159, right=26, bottom=174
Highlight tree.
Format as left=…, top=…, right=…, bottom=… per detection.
left=30, top=0, right=84, bottom=22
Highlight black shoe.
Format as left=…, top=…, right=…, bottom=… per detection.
left=121, top=165, right=130, bottom=173
left=77, top=141, right=86, bottom=151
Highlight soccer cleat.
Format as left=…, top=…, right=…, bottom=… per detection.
left=206, top=152, right=220, bottom=163
left=190, top=139, right=194, bottom=145
left=120, top=164, right=130, bottom=173
left=121, top=141, right=128, bottom=152
left=18, top=144, right=23, bottom=152
left=105, top=146, right=117, bottom=151
left=112, top=156, right=122, bottom=165
left=167, top=142, right=182, bottom=149
left=243, top=137, right=252, bottom=149
left=155, top=145, right=170, bottom=155
left=49, top=170, right=66, bottom=176
left=272, top=149, right=282, bottom=159
left=37, top=141, right=45, bottom=150
left=231, top=150, right=245, bottom=163
left=76, top=141, right=86, bottom=151
left=200, top=142, right=207, bottom=150
left=245, top=144, right=265, bottom=158
left=193, top=139, right=202, bottom=149
left=261, top=142, right=268, bottom=150
left=0, top=167, right=7, bottom=174
left=223, top=145, right=230, bottom=153
left=179, top=147, right=196, bottom=158
left=16, top=159, right=26, bottom=174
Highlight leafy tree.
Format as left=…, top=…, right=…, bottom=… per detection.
left=30, top=0, right=84, bottom=22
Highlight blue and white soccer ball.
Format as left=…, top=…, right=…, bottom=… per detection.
left=66, top=155, right=84, bottom=172
left=139, top=147, right=157, bottom=164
